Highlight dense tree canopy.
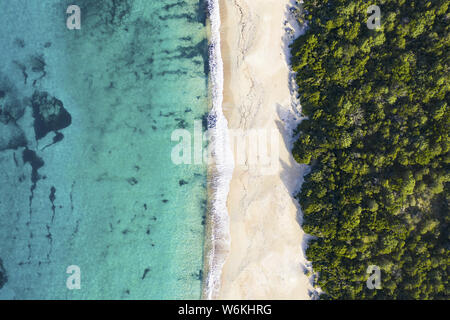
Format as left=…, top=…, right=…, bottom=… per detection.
left=290, top=0, right=449, bottom=299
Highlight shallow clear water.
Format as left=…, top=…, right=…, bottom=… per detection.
left=0, top=0, right=208, bottom=299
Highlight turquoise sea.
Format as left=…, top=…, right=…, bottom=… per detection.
left=0, top=0, right=209, bottom=299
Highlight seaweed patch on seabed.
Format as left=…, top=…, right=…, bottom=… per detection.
left=13, top=53, right=48, bottom=87
left=29, top=54, right=47, bottom=86
left=0, top=258, right=7, bottom=289
left=0, top=65, right=72, bottom=263
left=141, top=267, right=151, bottom=280
left=162, top=1, right=185, bottom=12
left=192, top=269, right=203, bottom=281
left=197, top=0, right=208, bottom=26
left=14, top=38, right=25, bottom=48
left=22, top=148, right=44, bottom=195
left=31, top=91, right=72, bottom=140
left=173, top=39, right=209, bottom=77
left=49, top=186, right=57, bottom=223
left=12, top=61, right=28, bottom=85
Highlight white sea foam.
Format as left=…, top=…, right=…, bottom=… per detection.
left=204, top=0, right=234, bottom=300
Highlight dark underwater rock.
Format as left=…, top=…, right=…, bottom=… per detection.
left=31, top=91, right=72, bottom=140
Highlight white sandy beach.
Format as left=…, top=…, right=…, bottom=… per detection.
left=217, top=0, right=312, bottom=299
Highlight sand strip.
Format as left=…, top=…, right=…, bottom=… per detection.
left=217, top=0, right=313, bottom=299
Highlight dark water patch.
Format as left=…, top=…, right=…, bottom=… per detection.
left=196, top=0, right=207, bottom=26
left=160, top=111, right=175, bottom=118
left=176, top=118, right=187, bottom=129
left=158, top=39, right=209, bottom=77
left=13, top=152, right=18, bottom=166
left=192, top=269, right=203, bottom=281
left=156, top=70, right=188, bottom=77
left=12, top=61, right=28, bottom=85
left=31, top=91, right=72, bottom=140
left=197, top=39, right=209, bottom=78
left=0, top=258, right=7, bottom=289
left=18, top=174, right=26, bottom=183
left=141, top=267, right=151, bottom=280
left=53, top=132, right=64, bottom=144
left=44, top=42, right=52, bottom=48
left=127, top=177, right=138, bottom=186
left=158, top=1, right=208, bottom=27
left=171, top=39, right=208, bottom=61
left=22, top=148, right=44, bottom=185
left=42, top=132, right=64, bottom=150
left=106, top=81, right=115, bottom=90
left=49, top=186, right=56, bottom=223
left=22, top=147, right=44, bottom=257
left=107, top=0, right=132, bottom=27
left=163, top=1, right=186, bottom=12
left=29, top=54, right=47, bottom=86
left=45, top=224, right=53, bottom=261
left=30, top=54, right=46, bottom=74
left=70, top=181, right=75, bottom=213
left=158, top=13, right=194, bottom=23
left=49, top=186, right=56, bottom=204
left=95, top=172, right=110, bottom=182
left=201, top=113, right=209, bottom=129
left=14, top=38, right=25, bottom=48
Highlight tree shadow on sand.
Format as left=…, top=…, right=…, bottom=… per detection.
left=275, top=103, right=319, bottom=295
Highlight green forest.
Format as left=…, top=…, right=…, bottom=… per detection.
left=290, top=0, right=449, bottom=299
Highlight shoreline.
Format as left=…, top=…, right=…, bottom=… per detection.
left=202, top=0, right=234, bottom=300
left=216, top=0, right=313, bottom=299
